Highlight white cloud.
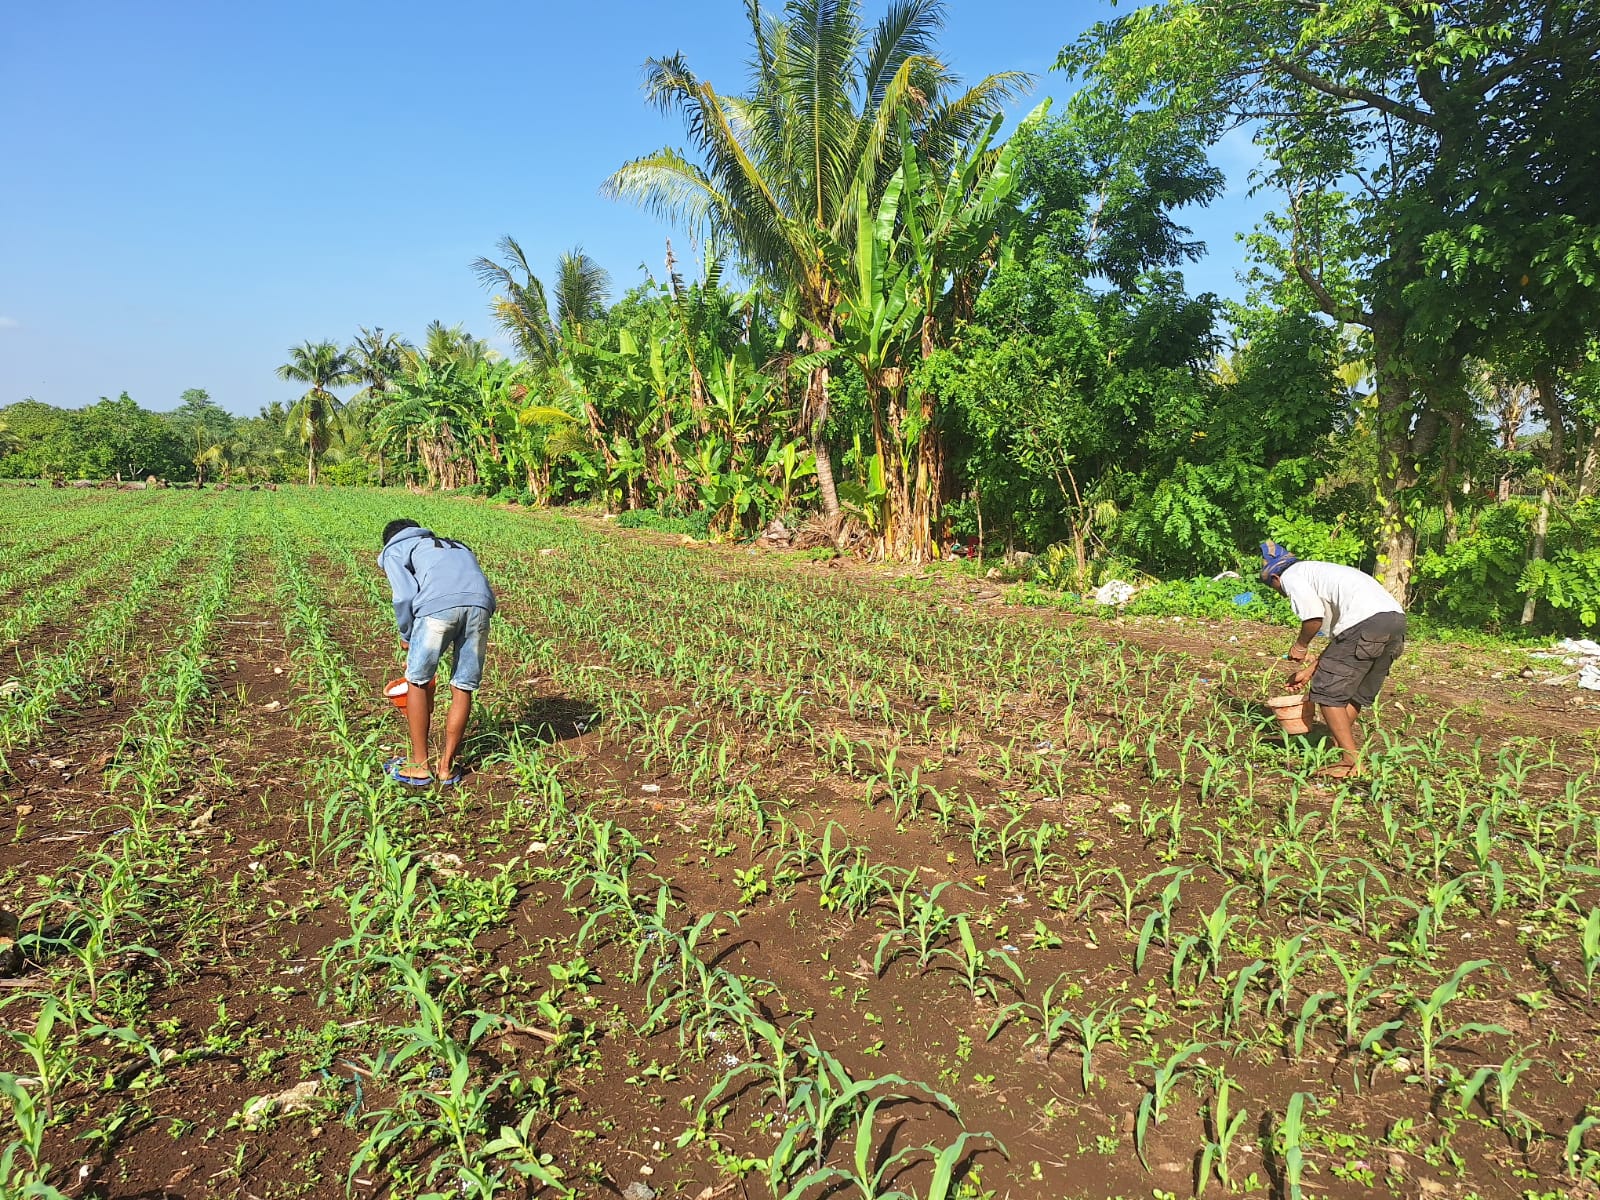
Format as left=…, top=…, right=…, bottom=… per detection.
left=0, top=317, right=18, bottom=329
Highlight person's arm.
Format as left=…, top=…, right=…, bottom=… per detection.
left=380, top=548, right=419, bottom=641
left=1288, top=618, right=1322, bottom=662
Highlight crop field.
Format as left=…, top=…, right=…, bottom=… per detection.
left=0, top=487, right=1597, bottom=1200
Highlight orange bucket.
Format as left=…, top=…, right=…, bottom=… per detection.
left=385, top=678, right=410, bottom=711
left=1267, top=693, right=1314, bottom=735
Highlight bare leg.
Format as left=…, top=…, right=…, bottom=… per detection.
left=438, top=686, right=473, bottom=779
left=1318, top=702, right=1362, bottom=774
left=402, top=680, right=436, bottom=779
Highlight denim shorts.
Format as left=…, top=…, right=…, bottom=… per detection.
left=405, top=606, right=491, bottom=692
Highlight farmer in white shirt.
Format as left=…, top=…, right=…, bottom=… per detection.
left=1260, top=541, right=1407, bottom=779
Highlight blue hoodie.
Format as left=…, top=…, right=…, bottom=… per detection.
left=378, top=526, right=496, bottom=639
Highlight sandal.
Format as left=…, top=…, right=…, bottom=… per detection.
left=384, top=757, right=434, bottom=787
left=437, top=766, right=464, bottom=787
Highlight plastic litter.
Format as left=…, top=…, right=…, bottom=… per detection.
left=1093, top=579, right=1136, bottom=606
left=1232, top=592, right=1255, bottom=606
left=1532, top=639, right=1600, bottom=691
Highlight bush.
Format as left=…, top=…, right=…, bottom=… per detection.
left=613, top=508, right=713, bottom=540
left=1412, top=502, right=1532, bottom=631
left=1124, top=577, right=1292, bottom=623
left=1265, top=513, right=1366, bottom=568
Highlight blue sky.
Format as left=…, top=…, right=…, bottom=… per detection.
left=0, top=0, right=1268, bottom=417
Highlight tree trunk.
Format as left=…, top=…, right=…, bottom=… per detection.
left=1441, top=410, right=1464, bottom=545
left=802, top=328, right=840, bottom=517
left=1577, top=424, right=1600, bottom=501
left=1371, top=319, right=1421, bottom=604
left=1520, top=372, right=1565, bottom=626
left=308, top=445, right=317, bottom=487
left=910, top=318, right=945, bottom=562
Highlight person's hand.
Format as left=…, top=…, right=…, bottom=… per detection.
left=1289, top=660, right=1317, bottom=690
left=401, top=640, right=410, bottom=651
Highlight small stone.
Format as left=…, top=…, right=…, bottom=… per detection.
left=48, top=758, right=69, bottom=770
left=14, top=805, right=33, bottom=818
left=622, top=1184, right=657, bottom=1200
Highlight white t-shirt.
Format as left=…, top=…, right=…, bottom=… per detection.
left=1279, top=560, right=1403, bottom=638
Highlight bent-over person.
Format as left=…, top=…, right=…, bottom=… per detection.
left=378, top=518, right=496, bottom=786
left=1260, top=540, right=1407, bottom=779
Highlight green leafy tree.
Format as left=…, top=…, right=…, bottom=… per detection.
left=1063, top=0, right=1600, bottom=601
left=68, top=394, right=188, bottom=481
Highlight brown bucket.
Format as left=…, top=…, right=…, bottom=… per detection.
left=1267, top=693, right=1314, bottom=735
left=385, top=678, right=410, bottom=712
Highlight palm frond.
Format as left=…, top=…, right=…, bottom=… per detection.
left=555, top=248, right=612, bottom=330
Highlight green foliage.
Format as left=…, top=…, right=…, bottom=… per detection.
left=1125, top=577, right=1291, bottom=623
left=613, top=509, right=713, bottom=540
left=1520, top=499, right=1600, bottom=629
left=1414, top=503, right=1534, bottom=630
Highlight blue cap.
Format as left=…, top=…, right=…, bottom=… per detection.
left=1260, top=540, right=1298, bottom=581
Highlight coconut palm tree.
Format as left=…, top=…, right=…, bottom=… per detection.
left=275, top=340, right=355, bottom=485
left=471, top=241, right=611, bottom=363
left=420, top=321, right=495, bottom=371
left=348, top=327, right=411, bottom=404
left=347, top=327, right=411, bottom=484
left=605, top=0, right=1030, bottom=515
left=473, top=242, right=614, bottom=468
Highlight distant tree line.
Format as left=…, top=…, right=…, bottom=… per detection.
left=0, top=390, right=305, bottom=485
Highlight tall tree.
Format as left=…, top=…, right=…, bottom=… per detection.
left=473, top=240, right=614, bottom=468
left=605, top=0, right=1029, bottom=517
left=347, top=327, right=410, bottom=404
left=275, top=340, right=354, bottom=485
left=347, top=327, right=411, bottom=485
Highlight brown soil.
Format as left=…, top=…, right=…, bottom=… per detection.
left=1, top=517, right=1596, bottom=1200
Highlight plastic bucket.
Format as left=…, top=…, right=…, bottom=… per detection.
left=385, top=678, right=410, bottom=712
left=1267, top=693, right=1314, bottom=735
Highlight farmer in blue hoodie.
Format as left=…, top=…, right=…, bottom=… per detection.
left=378, top=519, right=496, bottom=786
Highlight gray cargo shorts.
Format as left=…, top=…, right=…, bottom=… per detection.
left=1308, top=611, right=1407, bottom=710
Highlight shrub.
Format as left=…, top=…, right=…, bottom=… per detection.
left=1124, top=577, right=1292, bottom=623
left=613, top=509, right=713, bottom=540
left=1413, top=503, right=1532, bottom=631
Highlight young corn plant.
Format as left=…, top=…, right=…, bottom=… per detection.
left=0, top=1072, right=69, bottom=1200
left=1196, top=1069, right=1248, bottom=1196
left=1406, top=959, right=1508, bottom=1087
left=1133, top=1042, right=1205, bottom=1168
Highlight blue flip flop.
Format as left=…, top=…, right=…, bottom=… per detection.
left=437, top=767, right=464, bottom=787
left=384, top=757, right=434, bottom=787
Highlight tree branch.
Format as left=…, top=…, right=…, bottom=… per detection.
left=1267, top=54, right=1439, bottom=130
